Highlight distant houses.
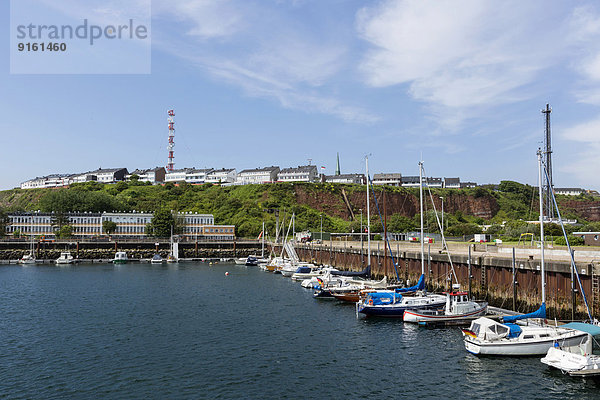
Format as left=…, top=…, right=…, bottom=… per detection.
left=19, top=162, right=492, bottom=191
left=278, top=165, right=318, bottom=182
left=237, top=166, right=280, bottom=184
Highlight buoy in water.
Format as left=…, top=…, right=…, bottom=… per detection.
left=225, top=272, right=229, bottom=276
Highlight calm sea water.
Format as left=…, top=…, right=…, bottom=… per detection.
left=0, top=262, right=598, bottom=399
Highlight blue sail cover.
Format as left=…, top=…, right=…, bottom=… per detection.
left=368, top=292, right=402, bottom=306
left=502, top=303, right=546, bottom=323
left=395, top=274, right=425, bottom=293
left=295, top=266, right=312, bottom=274
left=504, top=323, right=522, bottom=338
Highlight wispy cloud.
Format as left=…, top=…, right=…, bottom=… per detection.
left=152, top=0, right=378, bottom=123
left=356, top=1, right=573, bottom=127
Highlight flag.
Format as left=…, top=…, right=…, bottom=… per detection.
left=257, top=230, right=263, bottom=240
left=321, top=166, right=325, bottom=170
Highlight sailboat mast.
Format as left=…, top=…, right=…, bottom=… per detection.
left=366, top=156, right=371, bottom=268
left=261, top=221, right=265, bottom=258
left=419, top=160, right=425, bottom=275
left=537, top=150, right=546, bottom=304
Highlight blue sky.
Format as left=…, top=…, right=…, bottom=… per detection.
left=3, top=0, right=600, bottom=190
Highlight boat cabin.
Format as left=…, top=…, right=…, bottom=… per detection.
left=468, top=317, right=522, bottom=341
left=445, top=291, right=480, bottom=315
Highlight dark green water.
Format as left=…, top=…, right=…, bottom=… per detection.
left=0, top=262, right=598, bottom=399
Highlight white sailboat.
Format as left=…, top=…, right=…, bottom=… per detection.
left=18, top=218, right=36, bottom=265
left=462, top=151, right=588, bottom=356
left=167, top=226, right=179, bottom=263
left=357, top=158, right=446, bottom=317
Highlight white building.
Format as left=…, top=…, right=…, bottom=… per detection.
left=127, top=167, right=166, bottom=184
left=443, top=177, right=461, bottom=189
left=324, top=174, right=365, bottom=184
left=72, top=168, right=128, bottom=184
left=373, top=173, right=402, bottom=186
left=278, top=165, right=318, bottom=182
left=5, top=211, right=233, bottom=240
left=555, top=188, right=585, bottom=196
left=206, top=168, right=237, bottom=184
left=165, top=168, right=213, bottom=184
left=401, top=176, right=420, bottom=187
left=237, top=166, right=280, bottom=184
left=20, top=174, right=73, bottom=189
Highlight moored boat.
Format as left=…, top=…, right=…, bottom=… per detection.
left=541, top=323, right=600, bottom=377
left=55, top=251, right=74, bottom=265
left=403, top=290, right=487, bottom=324
left=113, top=251, right=128, bottom=264
left=151, top=254, right=164, bottom=264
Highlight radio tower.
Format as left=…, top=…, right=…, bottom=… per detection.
left=167, top=109, right=175, bottom=172
left=542, top=103, right=554, bottom=219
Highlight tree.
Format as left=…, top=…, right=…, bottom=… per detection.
left=0, top=208, right=6, bottom=237
left=147, top=208, right=176, bottom=237
left=102, top=220, right=117, bottom=235
left=55, top=225, right=73, bottom=239
left=51, top=212, right=70, bottom=231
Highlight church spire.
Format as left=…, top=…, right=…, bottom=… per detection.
left=335, top=152, right=341, bottom=176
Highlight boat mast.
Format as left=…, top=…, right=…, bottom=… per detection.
left=261, top=220, right=265, bottom=259
left=419, top=160, right=425, bottom=275
left=366, top=156, right=371, bottom=268
left=537, top=150, right=546, bottom=305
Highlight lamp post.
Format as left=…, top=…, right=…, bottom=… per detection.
left=360, top=208, right=363, bottom=258
left=320, top=214, right=323, bottom=243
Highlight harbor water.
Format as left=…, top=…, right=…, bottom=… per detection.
left=1, top=262, right=598, bottom=399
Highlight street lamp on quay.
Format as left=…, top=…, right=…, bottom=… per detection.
left=320, top=214, right=323, bottom=243
left=359, top=208, right=363, bottom=257
left=440, top=197, right=444, bottom=249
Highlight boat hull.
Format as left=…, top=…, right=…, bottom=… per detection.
left=358, top=299, right=446, bottom=318
left=464, top=331, right=588, bottom=356
left=403, top=305, right=487, bottom=323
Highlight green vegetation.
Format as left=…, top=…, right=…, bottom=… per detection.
left=0, top=180, right=599, bottom=240
left=102, top=220, right=117, bottom=235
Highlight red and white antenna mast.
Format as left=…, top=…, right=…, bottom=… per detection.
left=167, top=109, right=175, bottom=172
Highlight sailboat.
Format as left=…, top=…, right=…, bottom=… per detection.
left=18, top=223, right=36, bottom=265
left=167, top=226, right=179, bottom=263
left=357, top=158, right=446, bottom=317
left=462, top=151, right=588, bottom=355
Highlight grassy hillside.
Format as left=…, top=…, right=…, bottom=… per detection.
left=1, top=180, right=599, bottom=238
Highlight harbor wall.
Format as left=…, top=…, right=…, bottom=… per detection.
left=274, top=242, right=600, bottom=321
left=0, top=240, right=260, bottom=260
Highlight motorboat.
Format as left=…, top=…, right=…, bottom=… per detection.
left=291, top=266, right=335, bottom=281
left=541, top=323, right=600, bottom=377
left=151, top=254, right=164, bottom=264
left=403, top=290, right=487, bottom=324
left=357, top=287, right=447, bottom=318
left=55, top=251, right=74, bottom=265
left=113, top=251, right=128, bottom=264
left=234, top=257, right=247, bottom=265
left=463, top=315, right=588, bottom=356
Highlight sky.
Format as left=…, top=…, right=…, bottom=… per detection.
left=2, top=0, right=600, bottom=190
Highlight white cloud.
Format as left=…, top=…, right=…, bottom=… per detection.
left=560, top=117, right=600, bottom=186
left=356, top=0, right=567, bottom=125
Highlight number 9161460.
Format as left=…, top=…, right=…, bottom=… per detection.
left=18, top=42, right=67, bottom=52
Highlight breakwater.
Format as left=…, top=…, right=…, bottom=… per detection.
left=0, top=240, right=261, bottom=261
left=273, top=241, right=600, bottom=321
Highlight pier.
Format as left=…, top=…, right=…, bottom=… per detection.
left=273, top=240, right=600, bottom=320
